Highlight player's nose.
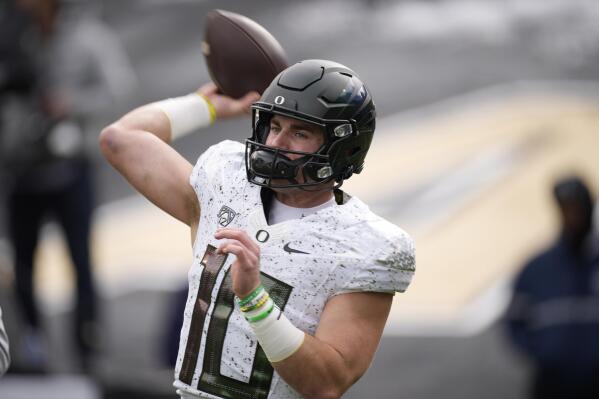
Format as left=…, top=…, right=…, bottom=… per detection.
left=269, top=130, right=291, bottom=151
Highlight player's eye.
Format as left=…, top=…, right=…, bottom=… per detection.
left=294, top=131, right=308, bottom=139
left=269, top=124, right=281, bottom=133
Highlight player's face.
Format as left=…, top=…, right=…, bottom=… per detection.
left=265, top=115, right=325, bottom=158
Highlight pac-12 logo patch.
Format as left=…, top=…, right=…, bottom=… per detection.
left=217, top=206, right=237, bottom=227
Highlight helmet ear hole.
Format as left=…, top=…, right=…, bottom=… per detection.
left=347, top=146, right=361, bottom=157
left=340, top=165, right=355, bottom=180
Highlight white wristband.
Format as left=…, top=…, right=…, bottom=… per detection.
left=249, top=304, right=305, bottom=363
left=152, top=93, right=216, bottom=140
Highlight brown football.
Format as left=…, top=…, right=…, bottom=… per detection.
left=202, top=9, right=289, bottom=99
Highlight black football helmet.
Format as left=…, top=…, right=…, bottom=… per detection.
left=245, top=59, right=376, bottom=189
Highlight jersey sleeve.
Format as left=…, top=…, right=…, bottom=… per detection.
left=338, top=227, right=416, bottom=295
left=188, top=140, right=245, bottom=205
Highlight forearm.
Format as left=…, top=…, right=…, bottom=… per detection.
left=234, top=285, right=349, bottom=398
left=101, top=81, right=257, bottom=150
left=104, top=90, right=214, bottom=145
left=273, top=334, right=356, bottom=399
left=267, top=293, right=390, bottom=398
left=99, top=103, right=198, bottom=226
left=235, top=287, right=384, bottom=399
left=113, top=104, right=173, bottom=143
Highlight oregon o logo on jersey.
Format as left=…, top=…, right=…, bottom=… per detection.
left=255, top=229, right=270, bottom=243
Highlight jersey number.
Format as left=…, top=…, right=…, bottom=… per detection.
left=179, top=245, right=293, bottom=399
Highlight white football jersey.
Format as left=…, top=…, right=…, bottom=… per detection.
left=174, top=140, right=415, bottom=399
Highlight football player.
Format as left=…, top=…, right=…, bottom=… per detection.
left=100, top=60, right=415, bottom=399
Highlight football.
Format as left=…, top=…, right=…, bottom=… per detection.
left=202, top=9, right=289, bottom=99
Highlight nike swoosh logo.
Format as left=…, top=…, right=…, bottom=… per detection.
left=283, top=243, right=310, bottom=254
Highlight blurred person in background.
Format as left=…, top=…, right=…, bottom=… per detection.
left=0, top=305, right=10, bottom=376
left=0, top=0, right=136, bottom=373
left=505, top=176, right=599, bottom=399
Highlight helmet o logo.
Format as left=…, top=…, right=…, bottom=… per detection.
left=274, top=96, right=285, bottom=105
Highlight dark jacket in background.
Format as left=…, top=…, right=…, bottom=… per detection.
left=506, top=234, right=599, bottom=399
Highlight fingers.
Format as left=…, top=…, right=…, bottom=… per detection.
left=217, top=241, right=259, bottom=270
left=214, top=228, right=262, bottom=298
left=239, top=91, right=261, bottom=113
left=198, top=83, right=258, bottom=103
left=227, top=91, right=259, bottom=115
left=215, top=228, right=260, bottom=252
left=215, top=229, right=260, bottom=268
left=196, top=83, right=260, bottom=118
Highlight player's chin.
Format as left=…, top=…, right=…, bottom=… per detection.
left=269, top=181, right=302, bottom=193
left=269, top=179, right=332, bottom=193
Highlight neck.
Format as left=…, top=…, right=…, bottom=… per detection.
left=273, top=187, right=334, bottom=208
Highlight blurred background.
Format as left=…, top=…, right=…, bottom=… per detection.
left=1, top=0, right=599, bottom=398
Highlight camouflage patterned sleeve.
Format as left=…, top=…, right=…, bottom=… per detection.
left=338, top=229, right=416, bottom=295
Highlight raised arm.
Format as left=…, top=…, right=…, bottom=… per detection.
left=99, top=100, right=195, bottom=225
left=99, top=84, right=259, bottom=232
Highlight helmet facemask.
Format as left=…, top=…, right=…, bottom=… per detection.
left=245, top=110, right=337, bottom=189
